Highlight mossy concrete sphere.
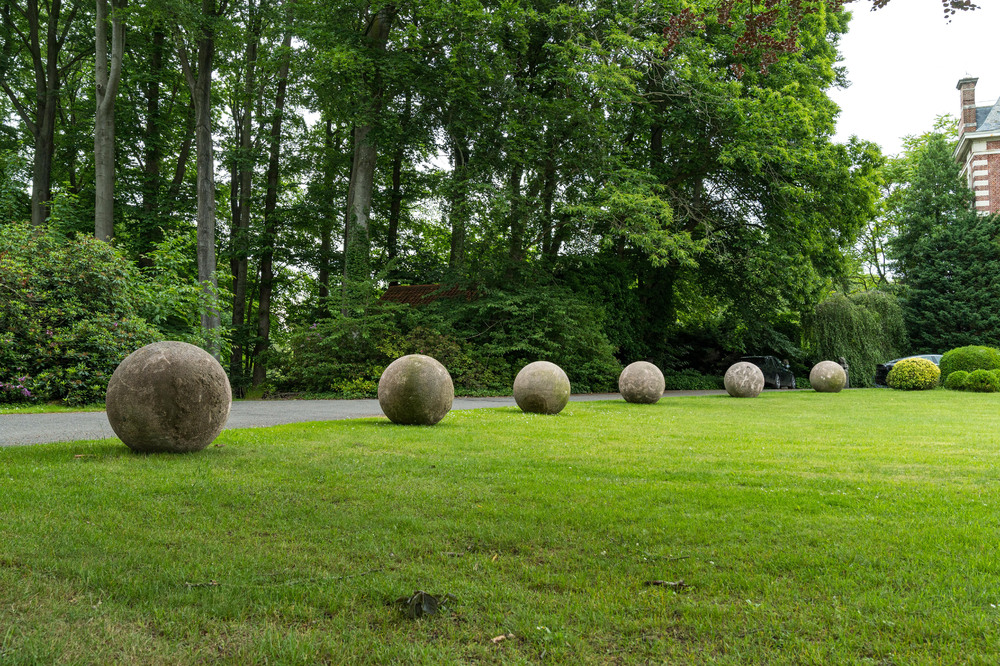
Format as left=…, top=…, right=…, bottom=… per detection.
left=513, top=361, right=571, bottom=415
left=618, top=361, right=665, bottom=404
left=106, top=341, right=232, bottom=453
left=378, top=354, right=454, bottom=425
left=810, top=360, right=847, bottom=393
left=724, top=362, right=764, bottom=398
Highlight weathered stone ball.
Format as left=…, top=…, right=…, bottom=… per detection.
left=378, top=354, right=454, bottom=425
left=619, top=361, right=665, bottom=404
left=724, top=362, right=765, bottom=398
left=106, top=341, right=232, bottom=453
left=810, top=360, right=847, bottom=393
left=513, top=361, right=571, bottom=415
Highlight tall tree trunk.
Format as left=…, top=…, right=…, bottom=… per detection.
left=139, top=28, right=165, bottom=265
left=447, top=138, right=470, bottom=271
left=1, top=0, right=79, bottom=226
left=505, top=163, right=524, bottom=279
left=386, top=90, right=411, bottom=280
left=94, top=0, right=125, bottom=241
left=341, top=3, right=394, bottom=314
left=230, top=1, right=262, bottom=390
left=176, top=0, right=227, bottom=358
left=318, top=117, right=337, bottom=302
left=251, top=22, right=294, bottom=389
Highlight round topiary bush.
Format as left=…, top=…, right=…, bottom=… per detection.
left=886, top=357, right=940, bottom=391
left=618, top=361, right=665, bottom=404
left=939, top=345, right=1000, bottom=383
left=809, top=361, right=847, bottom=393
left=724, top=362, right=764, bottom=398
left=106, top=341, right=232, bottom=453
left=944, top=370, right=969, bottom=391
left=378, top=354, right=454, bottom=425
left=513, top=361, right=571, bottom=414
left=964, top=369, right=1000, bottom=393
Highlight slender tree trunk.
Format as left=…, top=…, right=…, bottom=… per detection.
left=176, top=0, right=225, bottom=358
left=139, top=28, right=165, bottom=265
left=318, top=118, right=337, bottom=302
left=386, top=90, right=411, bottom=279
left=94, top=0, right=125, bottom=241
left=167, top=100, right=196, bottom=201
left=251, top=23, right=294, bottom=389
left=230, top=2, right=262, bottom=389
left=448, top=138, right=470, bottom=271
left=505, top=163, right=524, bottom=279
left=341, top=3, right=394, bottom=314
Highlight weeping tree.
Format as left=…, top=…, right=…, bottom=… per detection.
left=806, top=290, right=908, bottom=387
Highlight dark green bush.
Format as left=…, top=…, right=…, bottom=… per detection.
left=0, top=223, right=162, bottom=405
left=281, top=285, right=623, bottom=397
left=886, top=357, right=940, bottom=391
left=939, top=345, right=1000, bottom=382
left=944, top=370, right=969, bottom=391
left=964, top=369, right=1000, bottom=393
left=662, top=369, right=724, bottom=390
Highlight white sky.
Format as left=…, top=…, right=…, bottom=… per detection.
left=830, top=0, right=1000, bottom=156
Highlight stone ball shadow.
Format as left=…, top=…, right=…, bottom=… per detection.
left=106, top=340, right=232, bottom=453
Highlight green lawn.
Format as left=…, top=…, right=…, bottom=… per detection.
left=0, top=403, right=105, bottom=415
left=2, top=390, right=999, bottom=664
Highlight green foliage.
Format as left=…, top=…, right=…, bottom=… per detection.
left=281, top=285, right=623, bottom=396
left=964, top=369, right=1000, bottom=393
left=0, top=223, right=162, bottom=405
left=662, top=369, right=725, bottom=391
left=939, top=346, right=1000, bottom=383
left=886, top=357, right=940, bottom=391
left=806, top=290, right=907, bottom=388
left=943, top=370, right=968, bottom=391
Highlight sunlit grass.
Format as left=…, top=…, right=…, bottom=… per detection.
left=2, top=390, right=999, bottom=664
left=0, top=403, right=105, bottom=415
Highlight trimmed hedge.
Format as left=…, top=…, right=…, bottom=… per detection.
left=886, top=357, right=940, bottom=391
left=939, top=346, right=1000, bottom=382
left=965, top=369, right=1000, bottom=393
left=944, top=370, right=969, bottom=391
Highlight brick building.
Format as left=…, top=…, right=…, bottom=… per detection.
left=954, top=77, right=1000, bottom=215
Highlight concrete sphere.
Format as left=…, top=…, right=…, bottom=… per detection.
left=378, top=354, right=454, bottom=425
left=513, top=361, right=571, bottom=415
left=724, top=362, right=765, bottom=398
left=810, top=360, right=847, bottom=393
left=618, top=361, right=665, bottom=404
left=106, top=341, right=232, bottom=453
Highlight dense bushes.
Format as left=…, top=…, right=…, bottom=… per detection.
left=662, top=369, right=724, bottom=390
left=939, top=346, right=1000, bottom=383
left=886, top=357, right=940, bottom=391
left=0, top=223, right=162, bottom=405
left=943, top=370, right=969, bottom=391
left=280, top=286, right=623, bottom=397
left=806, top=291, right=907, bottom=388
left=964, top=369, right=1000, bottom=393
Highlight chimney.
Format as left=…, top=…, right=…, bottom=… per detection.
left=958, top=77, right=979, bottom=137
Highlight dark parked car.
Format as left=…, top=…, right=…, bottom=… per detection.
left=874, top=354, right=943, bottom=387
left=741, top=356, right=796, bottom=389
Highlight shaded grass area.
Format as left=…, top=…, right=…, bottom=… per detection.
left=2, top=390, right=1000, bottom=664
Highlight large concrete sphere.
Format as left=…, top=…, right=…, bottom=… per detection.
left=724, top=362, right=764, bottom=398
left=106, top=341, right=232, bottom=453
left=378, top=354, right=454, bottom=425
left=513, top=361, right=571, bottom=415
left=810, top=360, right=847, bottom=393
left=619, top=361, right=665, bottom=404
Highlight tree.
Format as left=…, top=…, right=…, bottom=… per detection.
left=892, top=132, right=1000, bottom=351
left=94, top=0, right=125, bottom=240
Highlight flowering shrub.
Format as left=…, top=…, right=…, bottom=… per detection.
left=944, top=370, right=969, bottom=391
left=0, top=223, right=161, bottom=405
left=886, top=357, right=940, bottom=391
left=964, top=369, right=1000, bottom=393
